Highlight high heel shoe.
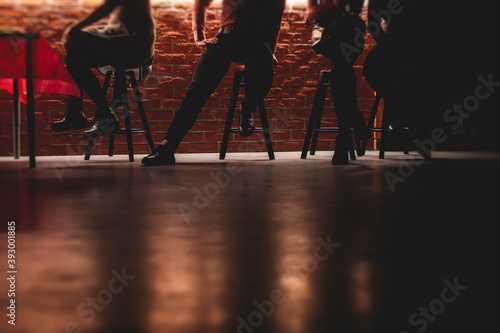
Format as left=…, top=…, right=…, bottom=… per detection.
left=332, top=132, right=350, bottom=165
left=352, top=119, right=371, bottom=156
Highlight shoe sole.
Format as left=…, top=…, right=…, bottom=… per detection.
left=83, top=122, right=121, bottom=138
left=142, top=159, right=175, bottom=166
left=51, top=122, right=89, bottom=132
left=237, top=127, right=255, bottom=137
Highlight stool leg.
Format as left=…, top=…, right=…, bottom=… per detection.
left=362, top=94, right=380, bottom=154
left=302, top=71, right=327, bottom=159
left=379, top=102, right=390, bottom=159
left=120, top=87, right=134, bottom=162
left=403, top=126, right=411, bottom=154
left=311, top=72, right=330, bottom=155
left=85, top=137, right=94, bottom=161
left=129, top=74, right=155, bottom=153
left=220, top=71, right=243, bottom=160
left=109, top=134, right=115, bottom=157
left=103, top=71, right=112, bottom=95
left=84, top=71, right=112, bottom=161
left=349, top=134, right=356, bottom=161
left=258, top=101, right=275, bottom=160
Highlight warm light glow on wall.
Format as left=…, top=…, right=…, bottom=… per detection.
left=0, top=0, right=312, bottom=8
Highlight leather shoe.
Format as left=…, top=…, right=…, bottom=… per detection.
left=238, top=107, right=255, bottom=137
left=142, top=145, right=175, bottom=166
left=83, top=108, right=120, bottom=138
left=51, top=107, right=88, bottom=132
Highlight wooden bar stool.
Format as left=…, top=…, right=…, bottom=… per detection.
left=85, top=67, right=155, bottom=162
left=301, top=70, right=357, bottom=160
left=362, top=93, right=411, bottom=159
left=220, top=70, right=275, bottom=160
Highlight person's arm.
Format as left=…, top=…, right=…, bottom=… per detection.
left=62, top=0, right=118, bottom=46
left=193, top=0, right=212, bottom=46
left=307, top=0, right=338, bottom=24
left=367, top=0, right=390, bottom=44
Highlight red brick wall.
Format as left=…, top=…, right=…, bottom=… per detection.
left=0, top=2, right=375, bottom=156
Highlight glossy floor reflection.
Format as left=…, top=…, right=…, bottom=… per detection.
left=1, top=151, right=499, bottom=333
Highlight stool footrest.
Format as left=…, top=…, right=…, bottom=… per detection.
left=228, top=127, right=270, bottom=134
left=114, top=129, right=146, bottom=134
left=312, top=127, right=340, bottom=133
left=313, top=127, right=361, bottom=133
left=220, top=70, right=274, bottom=160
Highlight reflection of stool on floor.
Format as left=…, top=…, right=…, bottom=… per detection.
left=301, top=70, right=357, bottom=160
left=85, top=67, right=155, bottom=162
left=362, top=93, right=410, bottom=159
left=220, top=70, right=275, bottom=160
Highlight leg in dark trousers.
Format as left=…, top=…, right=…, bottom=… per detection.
left=64, top=30, right=117, bottom=114
left=327, top=15, right=368, bottom=164
left=52, top=29, right=114, bottom=133
left=164, top=37, right=233, bottom=151
left=239, top=38, right=275, bottom=113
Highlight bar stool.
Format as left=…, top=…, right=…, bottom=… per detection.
left=85, top=67, right=155, bottom=162
left=220, top=70, right=275, bottom=160
left=361, top=93, right=411, bottom=159
left=301, top=70, right=358, bottom=160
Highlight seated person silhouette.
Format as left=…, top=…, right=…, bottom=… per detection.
left=52, top=0, right=155, bottom=138
left=363, top=0, right=439, bottom=159
left=142, top=0, right=285, bottom=166
left=307, top=0, right=370, bottom=165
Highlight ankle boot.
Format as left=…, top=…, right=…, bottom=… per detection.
left=83, top=107, right=120, bottom=138
left=51, top=100, right=88, bottom=132
left=238, top=106, right=256, bottom=137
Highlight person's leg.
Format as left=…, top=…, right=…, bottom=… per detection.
left=330, top=60, right=357, bottom=164
left=64, top=30, right=116, bottom=113
left=142, top=37, right=234, bottom=166
left=233, top=37, right=275, bottom=136
left=51, top=89, right=89, bottom=132
left=239, top=39, right=275, bottom=113
left=54, top=30, right=123, bottom=133
left=165, top=41, right=232, bottom=151
left=163, top=39, right=234, bottom=151
left=328, top=15, right=367, bottom=164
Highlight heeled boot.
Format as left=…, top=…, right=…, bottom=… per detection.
left=51, top=98, right=88, bottom=132
left=332, top=131, right=350, bottom=165
left=83, top=107, right=120, bottom=138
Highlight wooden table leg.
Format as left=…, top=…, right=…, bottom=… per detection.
left=13, top=79, right=20, bottom=160
left=25, top=38, right=35, bottom=168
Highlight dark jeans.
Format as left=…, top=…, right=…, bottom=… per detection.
left=65, top=28, right=153, bottom=114
left=323, top=14, right=367, bottom=135
left=363, top=42, right=433, bottom=130
left=164, top=33, right=275, bottom=151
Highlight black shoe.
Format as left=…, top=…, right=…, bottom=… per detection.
left=238, top=107, right=255, bottom=137
left=51, top=102, right=88, bottom=132
left=83, top=108, right=120, bottom=138
left=142, top=145, right=176, bottom=166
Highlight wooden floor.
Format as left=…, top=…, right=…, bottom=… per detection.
left=1, top=151, right=500, bottom=333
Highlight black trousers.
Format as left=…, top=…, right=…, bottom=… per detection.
left=323, top=14, right=367, bottom=135
left=65, top=28, right=153, bottom=113
left=164, top=33, right=275, bottom=151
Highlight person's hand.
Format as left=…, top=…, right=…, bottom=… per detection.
left=62, top=25, right=77, bottom=49
left=196, top=36, right=219, bottom=50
